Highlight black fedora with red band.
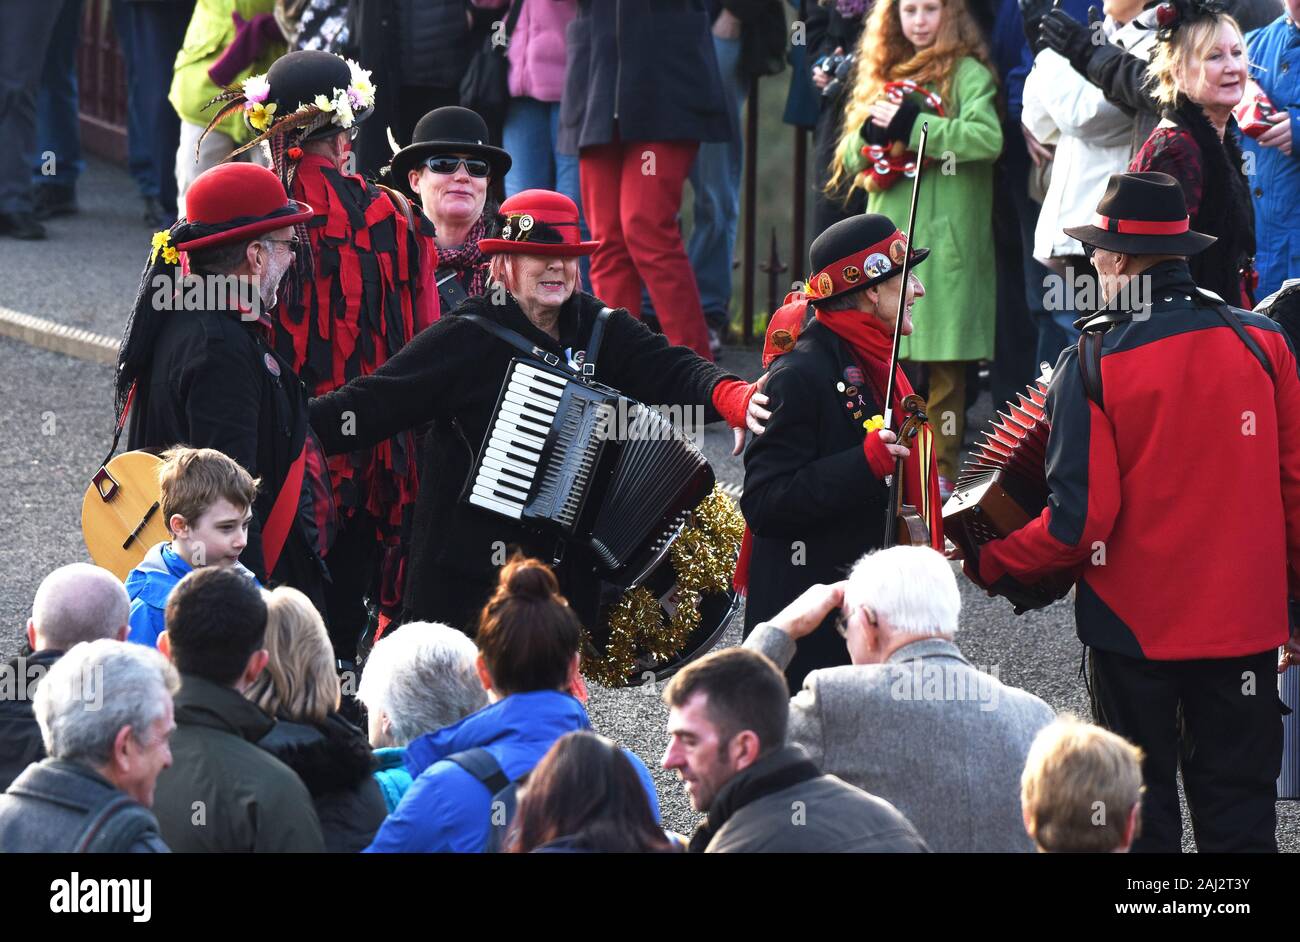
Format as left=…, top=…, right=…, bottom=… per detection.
left=1064, top=171, right=1216, bottom=256
left=804, top=213, right=929, bottom=304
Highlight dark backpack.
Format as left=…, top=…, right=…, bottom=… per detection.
left=445, top=747, right=525, bottom=853
left=71, top=795, right=160, bottom=853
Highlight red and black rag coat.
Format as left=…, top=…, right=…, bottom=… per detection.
left=280, top=154, right=439, bottom=610
left=978, top=260, right=1300, bottom=661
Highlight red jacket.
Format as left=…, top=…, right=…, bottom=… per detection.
left=980, top=261, right=1300, bottom=660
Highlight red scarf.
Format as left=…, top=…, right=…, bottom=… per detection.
left=733, top=308, right=944, bottom=595
left=815, top=307, right=943, bottom=552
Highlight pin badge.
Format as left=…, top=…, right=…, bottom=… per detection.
left=842, top=264, right=862, bottom=284
left=889, top=239, right=907, bottom=265
left=518, top=214, right=534, bottom=232
left=771, top=328, right=795, bottom=352
left=264, top=353, right=280, bottom=377
left=816, top=272, right=834, bottom=297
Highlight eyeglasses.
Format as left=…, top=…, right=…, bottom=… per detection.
left=424, top=155, right=491, bottom=178
left=260, top=237, right=301, bottom=250
left=1083, top=243, right=1098, bottom=261
left=835, top=604, right=878, bottom=639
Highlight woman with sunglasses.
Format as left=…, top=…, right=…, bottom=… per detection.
left=390, top=107, right=514, bottom=313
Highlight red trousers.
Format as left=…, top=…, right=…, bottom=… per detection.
left=579, top=141, right=713, bottom=360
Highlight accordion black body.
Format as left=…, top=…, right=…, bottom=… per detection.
left=465, top=358, right=716, bottom=589
left=942, top=376, right=1075, bottom=612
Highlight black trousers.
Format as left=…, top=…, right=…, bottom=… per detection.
left=1088, top=647, right=1283, bottom=853
left=323, top=510, right=381, bottom=663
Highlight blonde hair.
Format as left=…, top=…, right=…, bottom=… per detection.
left=158, top=447, right=259, bottom=531
left=1020, top=715, right=1145, bottom=853
left=245, top=586, right=339, bottom=724
left=827, top=0, right=994, bottom=195
left=1145, top=14, right=1246, bottom=107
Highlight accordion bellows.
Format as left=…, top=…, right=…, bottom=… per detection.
left=943, top=377, right=1075, bottom=612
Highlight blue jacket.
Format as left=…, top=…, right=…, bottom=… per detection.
left=1244, top=15, right=1300, bottom=298
left=125, top=543, right=192, bottom=647
left=372, top=747, right=413, bottom=814
left=364, top=690, right=660, bottom=853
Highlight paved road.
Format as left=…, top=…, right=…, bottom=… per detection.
left=2, top=157, right=1295, bottom=850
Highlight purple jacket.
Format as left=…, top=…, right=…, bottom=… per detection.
left=474, top=0, right=578, bottom=103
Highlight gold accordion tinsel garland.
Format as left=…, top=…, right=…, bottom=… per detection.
left=583, top=485, right=745, bottom=686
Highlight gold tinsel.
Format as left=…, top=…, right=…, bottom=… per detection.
left=582, top=485, right=745, bottom=686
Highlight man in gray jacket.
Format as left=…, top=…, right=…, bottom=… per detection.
left=662, top=646, right=928, bottom=853
left=744, top=545, right=1056, bottom=852
left=0, top=639, right=177, bottom=852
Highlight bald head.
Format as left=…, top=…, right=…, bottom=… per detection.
left=28, top=564, right=129, bottom=652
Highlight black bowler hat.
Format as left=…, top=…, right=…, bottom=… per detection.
left=1064, top=172, right=1216, bottom=256
left=805, top=213, right=929, bottom=304
left=260, top=50, right=375, bottom=140
left=388, top=107, right=513, bottom=198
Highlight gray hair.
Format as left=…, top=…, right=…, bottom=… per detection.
left=357, top=622, right=487, bottom=747
left=34, top=639, right=179, bottom=765
left=31, top=564, right=129, bottom=650
left=813, top=287, right=873, bottom=312
left=844, top=545, right=961, bottom=636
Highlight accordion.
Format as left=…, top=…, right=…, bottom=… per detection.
left=942, top=373, right=1075, bottom=612
left=465, top=357, right=716, bottom=588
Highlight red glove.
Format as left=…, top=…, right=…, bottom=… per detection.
left=711, top=378, right=756, bottom=429
left=863, top=430, right=895, bottom=481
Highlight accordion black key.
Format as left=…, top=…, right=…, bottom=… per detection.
left=466, top=358, right=716, bottom=588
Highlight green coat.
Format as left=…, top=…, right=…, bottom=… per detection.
left=168, top=0, right=285, bottom=145
left=839, top=57, right=1003, bottom=362
left=151, top=674, right=325, bottom=852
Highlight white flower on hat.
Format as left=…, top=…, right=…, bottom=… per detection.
left=313, top=93, right=337, bottom=114
left=243, top=74, right=271, bottom=104
left=333, top=89, right=355, bottom=128
left=347, top=60, right=376, bottom=109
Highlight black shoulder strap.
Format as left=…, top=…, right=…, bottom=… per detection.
left=72, top=794, right=155, bottom=853
left=445, top=747, right=511, bottom=795
left=505, top=0, right=525, bottom=37
left=1212, top=303, right=1275, bottom=381
left=461, top=307, right=613, bottom=379
left=436, top=267, right=470, bottom=313
left=1077, top=328, right=1106, bottom=409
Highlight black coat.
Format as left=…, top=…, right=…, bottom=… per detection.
left=127, top=306, right=326, bottom=605
left=559, top=0, right=734, bottom=154
left=741, top=320, right=890, bottom=691
left=310, top=290, right=733, bottom=635
left=0, top=649, right=60, bottom=793
left=257, top=713, right=386, bottom=854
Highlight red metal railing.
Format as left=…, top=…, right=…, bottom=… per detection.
left=77, top=0, right=128, bottom=164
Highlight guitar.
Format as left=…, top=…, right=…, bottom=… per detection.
left=81, top=450, right=170, bottom=580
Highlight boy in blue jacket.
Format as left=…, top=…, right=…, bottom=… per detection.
left=126, top=447, right=260, bottom=646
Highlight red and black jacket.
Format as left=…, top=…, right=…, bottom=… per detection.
left=980, top=260, right=1300, bottom=660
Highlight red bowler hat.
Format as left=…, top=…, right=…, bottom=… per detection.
left=477, top=189, right=601, bottom=258
left=175, top=163, right=314, bottom=252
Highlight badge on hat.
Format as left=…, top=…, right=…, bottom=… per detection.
left=889, top=239, right=907, bottom=265
left=264, top=352, right=281, bottom=377
left=864, top=253, right=891, bottom=279
left=842, top=264, right=862, bottom=285
left=815, top=272, right=834, bottom=298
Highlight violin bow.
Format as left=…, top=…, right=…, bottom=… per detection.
left=882, top=121, right=929, bottom=546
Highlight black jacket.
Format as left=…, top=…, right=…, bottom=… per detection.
left=0, top=648, right=60, bottom=792
left=0, top=759, right=169, bottom=853
left=126, top=305, right=326, bottom=604
left=741, top=319, right=889, bottom=691
left=257, top=713, right=387, bottom=854
left=310, top=290, right=733, bottom=635
left=152, top=675, right=325, bottom=852
left=559, top=0, right=734, bottom=154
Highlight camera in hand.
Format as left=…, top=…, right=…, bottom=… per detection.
left=815, top=52, right=856, bottom=98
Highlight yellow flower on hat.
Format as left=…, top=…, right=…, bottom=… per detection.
left=313, top=94, right=336, bottom=114
left=150, top=229, right=176, bottom=265
left=864, top=414, right=885, bottom=433
left=247, top=101, right=277, bottom=132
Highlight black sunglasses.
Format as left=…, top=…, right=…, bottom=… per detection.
left=424, top=155, right=491, bottom=178
left=1083, top=243, right=1098, bottom=260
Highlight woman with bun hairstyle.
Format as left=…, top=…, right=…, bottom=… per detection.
left=510, top=731, right=677, bottom=853
left=364, top=556, right=661, bottom=853
left=828, top=0, right=1003, bottom=491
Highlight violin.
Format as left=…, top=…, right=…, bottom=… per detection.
left=889, top=393, right=932, bottom=547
